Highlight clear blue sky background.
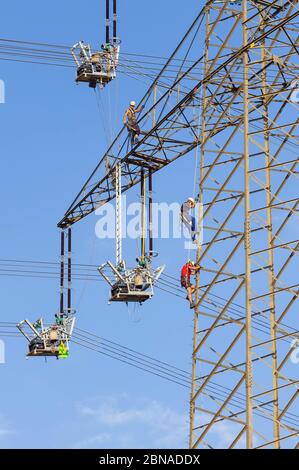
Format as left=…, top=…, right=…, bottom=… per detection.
left=0, top=0, right=217, bottom=449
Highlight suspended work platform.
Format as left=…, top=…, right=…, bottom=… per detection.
left=17, top=315, right=75, bottom=358
left=98, top=260, right=165, bottom=304
left=71, top=40, right=120, bottom=89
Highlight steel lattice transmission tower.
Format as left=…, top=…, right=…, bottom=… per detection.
left=57, top=0, right=298, bottom=449
left=190, top=0, right=299, bottom=449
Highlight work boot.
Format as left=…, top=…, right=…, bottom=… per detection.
left=190, top=301, right=196, bottom=309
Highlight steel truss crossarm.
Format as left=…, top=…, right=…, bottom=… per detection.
left=58, top=3, right=299, bottom=229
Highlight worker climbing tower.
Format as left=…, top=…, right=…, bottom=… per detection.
left=189, top=0, right=299, bottom=449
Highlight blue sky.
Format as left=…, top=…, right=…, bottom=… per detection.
left=0, top=0, right=210, bottom=449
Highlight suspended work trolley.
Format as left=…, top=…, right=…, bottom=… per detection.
left=17, top=315, right=75, bottom=358
left=71, top=1, right=120, bottom=89
left=17, top=229, right=75, bottom=358
left=99, top=257, right=164, bottom=304
left=98, top=163, right=165, bottom=304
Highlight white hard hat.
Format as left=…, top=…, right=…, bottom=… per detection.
left=187, top=197, right=195, bottom=204
left=130, top=101, right=136, bottom=106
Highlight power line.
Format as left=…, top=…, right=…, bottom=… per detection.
left=0, top=257, right=296, bottom=340
left=2, top=323, right=298, bottom=429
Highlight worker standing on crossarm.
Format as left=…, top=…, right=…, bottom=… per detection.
left=181, top=197, right=197, bottom=242
left=181, top=260, right=200, bottom=309
left=123, top=101, right=144, bottom=146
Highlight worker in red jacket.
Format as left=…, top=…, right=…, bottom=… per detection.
left=181, top=260, right=200, bottom=308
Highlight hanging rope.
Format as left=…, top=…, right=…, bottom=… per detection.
left=141, top=168, right=146, bottom=262
left=186, top=104, right=202, bottom=261
left=94, top=88, right=110, bottom=147
left=127, top=302, right=142, bottom=323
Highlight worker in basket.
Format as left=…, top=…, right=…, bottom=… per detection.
left=101, top=42, right=114, bottom=53
left=123, top=101, right=144, bottom=146
left=55, top=313, right=66, bottom=326
left=181, top=260, right=200, bottom=309
left=181, top=197, right=197, bottom=242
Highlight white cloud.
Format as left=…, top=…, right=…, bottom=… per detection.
left=75, top=395, right=255, bottom=449
left=0, top=429, right=11, bottom=438
left=74, top=432, right=111, bottom=449
left=75, top=395, right=189, bottom=449
left=0, top=415, right=13, bottom=440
